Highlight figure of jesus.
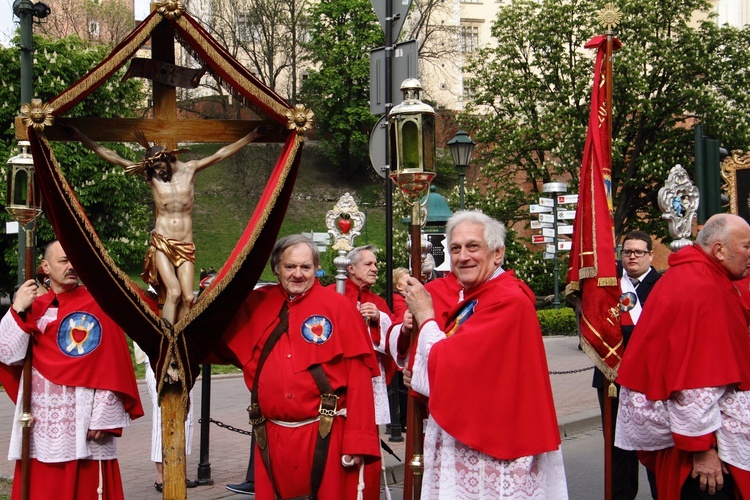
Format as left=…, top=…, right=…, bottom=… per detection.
left=66, top=124, right=267, bottom=326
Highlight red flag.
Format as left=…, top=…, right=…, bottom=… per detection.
left=566, top=35, right=622, bottom=382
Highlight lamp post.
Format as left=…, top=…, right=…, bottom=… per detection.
left=6, top=140, right=43, bottom=500
left=447, top=129, right=475, bottom=210
left=388, top=78, right=435, bottom=500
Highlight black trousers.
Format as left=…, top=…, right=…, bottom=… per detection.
left=597, top=388, right=658, bottom=500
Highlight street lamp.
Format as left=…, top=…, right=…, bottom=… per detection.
left=447, top=129, right=475, bottom=210
left=388, top=77, right=435, bottom=500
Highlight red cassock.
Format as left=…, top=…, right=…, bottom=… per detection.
left=0, top=286, right=143, bottom=500
left=219, top=282, right=381, bottom=500
left=337, top=279, right=397, bottom=384
left=617, top=245, right=750, bottom=497
left=425, top=271, right=561, bottom=460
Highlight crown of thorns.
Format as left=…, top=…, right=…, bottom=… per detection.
left=126, top=130, right=189, bottom=176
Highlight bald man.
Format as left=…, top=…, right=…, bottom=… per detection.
left=616, top=214, right=750, bottom=499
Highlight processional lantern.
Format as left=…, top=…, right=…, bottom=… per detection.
left=388, top=78, right=436, bottom=205
left=388, top=77, right=437, bottom=499
left=6, top=140, right=42, bottom=226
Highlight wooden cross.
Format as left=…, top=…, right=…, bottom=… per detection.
left=15, top=16, right=282, bottom=500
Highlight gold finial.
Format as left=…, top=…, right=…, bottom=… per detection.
left=156, top=0, right=184, bottom=20
left=598, top=3, right=622, bottom=32
left=20, top=98, right=55, bottom=131
left=285, top=104, right=315, bottom=136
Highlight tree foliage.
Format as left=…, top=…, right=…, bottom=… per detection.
left=0, top=34, right=151, bottom=295
left=463, top=0, right=750, bottom=241
left=299, top=0, right=383, bottom=177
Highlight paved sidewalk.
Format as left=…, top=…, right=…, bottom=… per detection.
left=0, top=335, right=599, bottom=499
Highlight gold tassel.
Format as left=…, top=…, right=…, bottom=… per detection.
left=608, top=382, right=618, bottom=398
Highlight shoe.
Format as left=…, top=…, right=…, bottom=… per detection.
left=186, top=479, right=199, bottom=488
left=154, top=481, right=163, bottom=493
left=226, top=481, right=255, bottom=495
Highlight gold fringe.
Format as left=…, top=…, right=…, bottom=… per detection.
left=580, top=337, right=619, bottom=383
left=598, top=277, right=618, bottom=286
left=578, top=267, right=597, bottom=279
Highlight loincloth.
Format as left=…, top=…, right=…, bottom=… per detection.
left=141, top=231, right=196, bottom=287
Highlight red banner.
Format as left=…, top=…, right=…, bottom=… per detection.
left=566, top=35, right=622, bottom=380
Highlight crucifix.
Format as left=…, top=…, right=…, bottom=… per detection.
left=15, top=10, right=287, bottom=499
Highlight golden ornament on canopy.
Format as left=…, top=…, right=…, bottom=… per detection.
left=285, top=104, right=315, bottom=135
left=157, top=0, right=184, bottom=20
left=20, top=99, right=54, bottom=132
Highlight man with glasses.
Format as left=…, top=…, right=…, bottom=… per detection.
left=593, top=230, right=661, bottom=499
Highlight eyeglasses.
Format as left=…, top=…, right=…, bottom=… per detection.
left=622, top=250, right=649, bottom=258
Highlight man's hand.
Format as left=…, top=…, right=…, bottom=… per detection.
left=12, top=279, right=38, bottom=314
left=691, top=448, right=727, bottom=495
left=403, top=277, right=434, bottom=328
left=87, top=430, right=106, bottom=442
left=403, top=368, right=412, bottom=389
left=359, top=302, right=380, bottom=322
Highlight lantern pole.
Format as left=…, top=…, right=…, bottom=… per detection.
left=388, top=78, right=436, bottom=500
left=6, top=140, right=43, bottom=500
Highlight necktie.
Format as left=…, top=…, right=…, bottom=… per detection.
left=629, top=277, right=640, bottom=288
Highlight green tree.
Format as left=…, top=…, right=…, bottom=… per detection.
left=299, top=0, right=383, bottom=177
left=463, top=0, right=750, bottom=241
left=0, top=34, right=151, bottom=295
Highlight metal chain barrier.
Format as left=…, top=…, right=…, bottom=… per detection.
left=200, top=417, right=253, bottom=436
left=548, top=366, right=594, bottom=375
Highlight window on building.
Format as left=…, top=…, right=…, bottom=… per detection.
left=460, top=26, right=479, bottom=53
left=463, top=79, right=477, bottom=99
left=89, top=21, right=100, bottom=38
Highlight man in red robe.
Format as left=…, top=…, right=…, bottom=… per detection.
left=216, top=235, right=382, bottom=500
left=616, top=214, right=750, bottom=498
left=0, top=241, right=143, bottom=500
left=393, top=211, right=568, bottom=498
left=333, top=245, right=396, bottom=500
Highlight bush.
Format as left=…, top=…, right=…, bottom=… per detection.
left=537, top=308, right=578, bottom=336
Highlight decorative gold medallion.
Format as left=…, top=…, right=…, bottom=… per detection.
left=20, top=98, right=55, bottom=131
left=156, top=0, right=184, bottom=20
left=598, top=3, right=622, bottom=32
left=285, top=104, right=314, bottom=135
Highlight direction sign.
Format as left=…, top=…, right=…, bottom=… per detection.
left=558, top=194, right=579, bottom=204
left=538, top=213, right=555, bottom=223
left=558, top=241, right=572, bottom=251
left=557, top=210, right=576, bottom=220
left=557, top=224, right=574, bottom=235
left=371, top=0, right=413, bottom=40
left=532, top=235, right=553, bottom=244
left=542, top=228, right=555, bottom=238
left=543, top=252, right=555, bottom=260
left=370, top=40, right=418, bottom=115
left=546, top=244, right=556, bottom=254
left=530, top=204, right=553, bottom=213
left=530, top=220, right=553, bottom=229
left=538, top=197, right=554, bottom=207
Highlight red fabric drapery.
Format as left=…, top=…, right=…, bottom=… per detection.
left=566, top=35, right=623, bottom=379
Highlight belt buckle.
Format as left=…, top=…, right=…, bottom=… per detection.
left=247, top=403, right=265, bottom=426
left=318, top=393, right=339, bottom=418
